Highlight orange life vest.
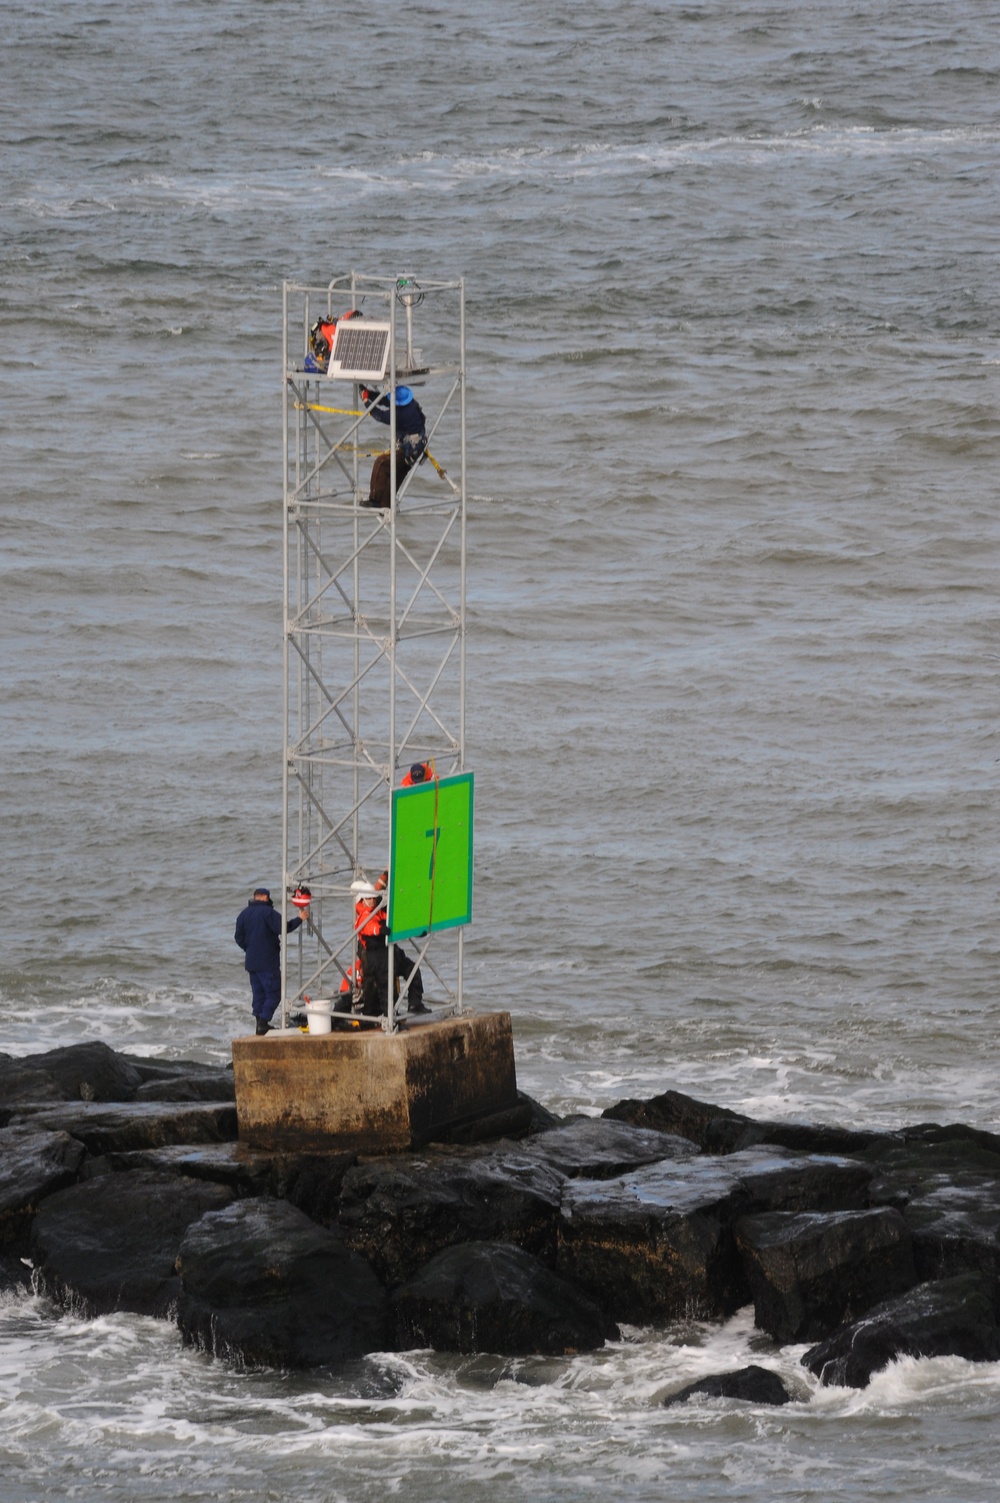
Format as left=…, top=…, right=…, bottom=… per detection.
left=339, top=958, right=363, bottom=994
left=402, top=762, right=434, bottom=787
left=355, top=899, right=387, bottom=947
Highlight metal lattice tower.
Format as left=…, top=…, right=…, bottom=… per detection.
left=279, top=273, right=467, bottom=1031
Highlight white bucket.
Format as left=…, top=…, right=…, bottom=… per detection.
left=304, top=1000, right=333, bottom=1036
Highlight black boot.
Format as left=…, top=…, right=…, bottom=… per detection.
left=255, top=1018, right=271, bottom=1036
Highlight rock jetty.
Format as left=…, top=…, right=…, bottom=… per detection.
left=5, top=1041, right=1000, bottom=1395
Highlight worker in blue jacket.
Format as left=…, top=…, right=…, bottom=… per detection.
left=234, top=888, right=308, bottom=1035
left=359, top=384, right=427, bottom=508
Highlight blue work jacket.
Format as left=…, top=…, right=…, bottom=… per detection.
left=234, top=900, right=302, bottom=974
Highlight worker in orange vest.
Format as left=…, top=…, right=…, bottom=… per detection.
left=349, top=879, right=427, bottom=1016
left=401, top=761, right=435, bottom=787
left=335, top=957, right=364, bottom=1013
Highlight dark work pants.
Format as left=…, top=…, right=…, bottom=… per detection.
left=360, top=945, right=424, bottom=1016
left=249, top=970, right=281, bottom=1022
left=367, top=449, right=415, bottom=509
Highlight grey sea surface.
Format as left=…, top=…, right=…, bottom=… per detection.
left=2, top=1, right=999, bottom=1499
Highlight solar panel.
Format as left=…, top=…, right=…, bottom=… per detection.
left=327, top=321, right=392, bottom=382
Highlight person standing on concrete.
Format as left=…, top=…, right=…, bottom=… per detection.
left=352, top=880, right=428, bottom=1017
left=234, top=887, right=308, bottom=1035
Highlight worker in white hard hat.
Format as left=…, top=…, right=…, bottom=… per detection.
left=348, top=876, right=428, bottom=1016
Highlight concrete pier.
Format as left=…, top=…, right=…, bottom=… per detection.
left=232, top=1011, right=517, bottom=1153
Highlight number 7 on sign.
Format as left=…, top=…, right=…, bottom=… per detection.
left=388, top=772, right=473, bottom=942
left=425, top=827, right=441, bottom=878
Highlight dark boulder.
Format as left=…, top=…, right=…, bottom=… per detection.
left=30, top=1169, right=235, bottom=1317
left=602, top=1088, right=885, bottom=1157
left=906, top=1182, right=1000, bottom=1289
left=177, top=1197, right=388, bottom=1368
left=732, top=1149, right=872, bottom=1215
left=864, top=1134, right=1000, bottom=1290
left=8, top=1101, right=238, bottom=1155
left=338, top=1148, right=566, bottom=1287
left=735, top=1208, right=917, bottom=1342
left=721, top=1119, right=890, bottom=1158
left=428, top=1094, right=536, bottom=1145
left=557, top=1147, right=873, bottom=1324
left=134, top=1074, right=236, bottom=1103
left=105, top=1142, right=355, bottom=1224
left=0, top=1042, right=143, bottom=1107
left=803, top=1273, right=1000, bottom=1388
left=557, top=1154, right=751, bottom=1323
left=518, top=1091, right=563, bottom=1134
left=0, top=1254, right=31, bottom=1295
left=120, top=1054, right=231, bottom=1084
left=902, top=1122, right=1000, bottom=1157
left=602, top=1088, right=747, bottom=1152
left=0, top=1125, right=87, bottom=1254
left=392, top=1241, right=617, bottom=1356
left=512, top=1119, right=698, bottom=1181
left=664, top=1364, right=791, bottom=1407
left=864, top=1131, right=1000, bottom=1211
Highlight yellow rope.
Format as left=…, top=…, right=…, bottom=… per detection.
left=296, top=402, right=460, bottom=492
left=296, top=402, right=364, bottom=416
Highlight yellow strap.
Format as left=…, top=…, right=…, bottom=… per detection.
left=296, top=402, right=459, bottom=491
left=296, top=402, right=363, bottom=416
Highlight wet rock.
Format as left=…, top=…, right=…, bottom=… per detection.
left=430, top=1094, right=535, bottom=1145
left=557, top=1148, right=873, bottom=1324
left=868, top=1130, right=1000, bottom=1235
left=30, top=1169, right=235, bottom=1317
left=338, top=1148, right=566, bottom=1287
left=664, top=1364, right=791, bottom=1407
left=0, top=1125, right=87, bottom=1254
left=8, top=1101, right=238, bottom=1154
left=0, top=1254, right=32, bottom=1295
left=177, top=1198, right=388, bottom=1368
left=863, top=1134, right=1000, bottom=1289
left=0, top=1042, right=143, bottom=1107
left=512, top=1119, right=698, bottom=1181
left=134, top=1073, right=236, bottom=1103
left=902, top=1122, right=1000, bottom=1157
left=602, top=1088, right=747, bottom=1151
left=392, top=1240, right=617, bottom=1356
left=105, top=1142, right=356, bottom=1224
left=518, top=1092, right=563, bottom=1134
left=735, top=1208, right=917, bottom=1342
left=720, top=1119, right=890, bottom=1158
left=602, top=1088, right=885, bottom=1157
left=733, top=1150, right=872, bottom=1215
left=557, top=1154, right=750, bottom=1322
left=864, top=1131, right=1000, bottom=1209
left=120, top=1054, right=232, bottom=1084
left=803, top=1273, right=1000, bottom=1388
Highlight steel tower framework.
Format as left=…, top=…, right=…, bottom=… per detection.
left=279, top=273, right=467, bottom=1031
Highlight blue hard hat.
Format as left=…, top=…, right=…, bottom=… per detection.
left=395, top=386, right=414, bottom=406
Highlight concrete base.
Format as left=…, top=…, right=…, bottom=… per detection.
left=232, top=1011, right=517, bottom=1154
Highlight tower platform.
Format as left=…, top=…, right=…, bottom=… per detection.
left=232, top=1011, right=517, bottom=1153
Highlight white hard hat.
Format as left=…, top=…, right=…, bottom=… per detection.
left=350, top=879, right=378, bottom=900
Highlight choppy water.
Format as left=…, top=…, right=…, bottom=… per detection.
left=2, top=1, right=999, bottom=1498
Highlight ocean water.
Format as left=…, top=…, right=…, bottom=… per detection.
left=1, top=1, right=999, bottom=1498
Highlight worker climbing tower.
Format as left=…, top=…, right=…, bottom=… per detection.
left=279, top=273, right=468, bottom=1030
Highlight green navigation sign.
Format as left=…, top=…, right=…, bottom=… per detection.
left=388, top=772, right=474, bottom=942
